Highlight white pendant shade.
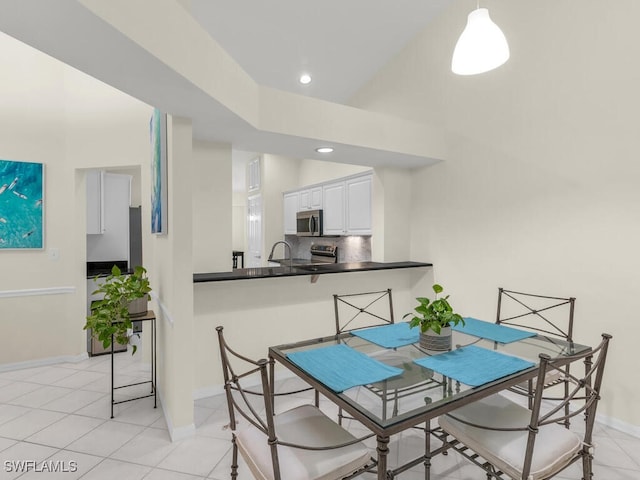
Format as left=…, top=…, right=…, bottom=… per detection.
left=452, top=8, right=510, bottom=75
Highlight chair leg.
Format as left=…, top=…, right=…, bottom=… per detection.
left=563, top=376, right=571, bottom=429
left=582, top=447, right=594, bottom=480
left=231, top=434, right=239, bottom=479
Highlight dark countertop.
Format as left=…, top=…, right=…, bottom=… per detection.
left=86, top=261, right=130, bottom=279
left=193, top=261, right=432, bottom=283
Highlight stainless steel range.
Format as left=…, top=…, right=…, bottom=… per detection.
left=308, top=243, right=338, bottom=264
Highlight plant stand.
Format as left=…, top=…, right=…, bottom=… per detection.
left=111, top=310, right=157, bottom=418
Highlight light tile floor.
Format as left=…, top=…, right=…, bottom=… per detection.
left=1, top=353, right=639, bottom=479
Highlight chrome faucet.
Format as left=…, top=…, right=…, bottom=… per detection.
left=267, top=240, right=293, bottom=267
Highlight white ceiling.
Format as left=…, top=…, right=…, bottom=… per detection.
left=188, top=0, right=454, bottom=103
left=0, top=0, right=453, bottom=169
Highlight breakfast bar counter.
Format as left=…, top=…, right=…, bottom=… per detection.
left=193, top=261, right=431, bottom=282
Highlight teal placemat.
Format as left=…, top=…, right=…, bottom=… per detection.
left=287, top=344, right=403, bottom=392
left=414, top=345, right=535, bottom=387
left=453, top=317, right=536, bottom=344
left=351, top=322, right=419, bottom=348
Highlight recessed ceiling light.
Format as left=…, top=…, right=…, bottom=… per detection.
left=315, top=147, right=334, bottom=153
left=299, top=73, right=312, bottom=85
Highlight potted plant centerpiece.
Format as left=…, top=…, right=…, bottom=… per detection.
left=84, top=265, right=152, bottom=355
left=404, top=284, right=464, bottom=351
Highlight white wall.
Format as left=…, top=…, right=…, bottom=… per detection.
left=350, top=0, right=640, bottom=431
left=0, top=32, right=152, bottom=366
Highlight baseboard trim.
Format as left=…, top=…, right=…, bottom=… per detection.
left=193, top=384, right=225, bottom=400
left=597, top=412, right=640, bottom=439
left=0, top=352, right=89, bottom=372
left=157, top=388, right=196, bottom=442
left=0, top=286, right=76, bottom=299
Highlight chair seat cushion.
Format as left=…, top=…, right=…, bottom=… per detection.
left=236, top=404, right=371, bottom=480
left=438, top=394, right=581, bottom=480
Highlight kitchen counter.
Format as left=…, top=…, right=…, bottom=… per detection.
left=193, top=261, right=431, bottom=282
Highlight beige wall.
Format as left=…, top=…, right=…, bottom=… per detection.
left=371, top=168, right=413, bottom=262
left=298, top=159, right=371, bottom=187
left=261, top=154, right=300, bottom=259
left=231, top=192, right=246, bottom=252
left=350, top=0, right=640, bottom=431
left=193, top=267, right=433, bottom=394
left=192, top=140, right=232, bottom=273
left=149, top=116, right=195, bottom=439
left=0, top=32, right=151, bottom=366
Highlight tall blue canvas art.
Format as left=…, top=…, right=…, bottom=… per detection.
left=150, top=109, right=167, bottom=234
left=0, top=159, right=44, bottom=249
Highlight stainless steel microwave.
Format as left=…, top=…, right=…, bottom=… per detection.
left=296, top=209, right=323, bottom=236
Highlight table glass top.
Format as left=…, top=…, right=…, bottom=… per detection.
left=269, top=328, right=590, bottom=430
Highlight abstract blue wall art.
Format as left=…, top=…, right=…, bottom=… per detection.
left=150, top=108, right=167, bottom=234
left=0, top=159, right=44, bottom=250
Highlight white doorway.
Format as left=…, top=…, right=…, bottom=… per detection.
left=246, top=194, right=263, bottom=268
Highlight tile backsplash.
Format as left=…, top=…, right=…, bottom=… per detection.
left=285, top=235, right=371, bottom=263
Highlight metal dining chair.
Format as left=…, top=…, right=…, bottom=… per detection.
left=496, top=288, right=577, bottom=425
left=435, top=333, right=612, bottom=480
left=215, top=326, right=376, bottom=480
left=333, top=288, right=445, bottom=433
left=333, top=288, right=396, bottom=334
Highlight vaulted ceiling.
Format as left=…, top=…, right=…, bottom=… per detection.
left=0, top=0, right=454, bottom=168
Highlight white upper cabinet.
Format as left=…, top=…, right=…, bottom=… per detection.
left=247, top=157, right=261, bottom=192
left=86, top=172, right=132, bottom=262
left=298, top=186, right=322, bottom=211
left=283, top=171, right=372, bottom=236
left=322, top=181, right=346, bottom=235
left=345, top=174, right=372, bottom=235
left=283, top=191, right=299, bottom=235
left=86, top=170, right=104, bottom=234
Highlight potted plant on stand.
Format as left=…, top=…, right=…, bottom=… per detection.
left=84, top=265, right=152, bottom=355
left=404, top=284, right=464, bottom=351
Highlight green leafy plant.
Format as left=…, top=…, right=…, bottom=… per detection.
left=84, top=265, right=151, bottom=355
left=403, top=284, right=464, bottom=334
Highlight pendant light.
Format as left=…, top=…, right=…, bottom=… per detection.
left=451, top=3, right=510, bottom=75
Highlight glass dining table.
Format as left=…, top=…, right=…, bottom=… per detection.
left=268, top=323, right=591, bottom=480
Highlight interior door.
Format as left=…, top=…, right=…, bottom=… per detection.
left=246, top=194, right=263, bottom=268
